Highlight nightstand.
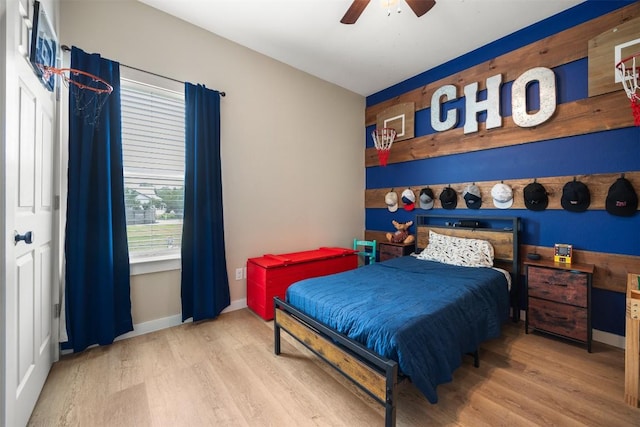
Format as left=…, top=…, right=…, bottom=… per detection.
left=525, top=259, right=595, bottom=352
left=379, top=241, right=415, bottom=262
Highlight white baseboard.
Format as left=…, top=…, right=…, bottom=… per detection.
left=74, top=300, right=625, bottom=351
left=223, top=298, right=248, bottom=314
left=116, top=314, right=185, bottom=341
left=593, top=329, right=625, bottom=349
left=116, top=297, right=247, bottom=342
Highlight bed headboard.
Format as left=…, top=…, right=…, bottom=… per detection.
left=415, top=214, right=520, bottom=274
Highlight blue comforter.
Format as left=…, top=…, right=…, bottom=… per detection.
left=285, top=256, right=510, bottom=403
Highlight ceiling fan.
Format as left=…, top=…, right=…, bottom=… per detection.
left=341, top=0, right=436, bottom=24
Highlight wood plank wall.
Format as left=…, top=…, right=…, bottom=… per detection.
left=364, top=2, right=640, bottom=294
left=365, top=92, right=633, bottom=167
left=364, top=3, right=640, bottom=126
left=365, top=172, right=640, bottom=211
left=364, top=229, right=639, bottom=294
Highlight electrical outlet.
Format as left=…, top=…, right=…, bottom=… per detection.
left=243, top=266, right=247, bottom=279
left=235, top=268, right=243, bottom=281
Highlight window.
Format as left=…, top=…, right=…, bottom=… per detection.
left=121, top=76, right=185, bottom=260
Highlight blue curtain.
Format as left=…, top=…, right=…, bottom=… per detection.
left=64, top=47, right=132, bottom=352
left=182, top=83, right=230, bottom=321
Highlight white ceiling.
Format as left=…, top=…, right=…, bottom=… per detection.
left=139, top=0, right=585, bottom=96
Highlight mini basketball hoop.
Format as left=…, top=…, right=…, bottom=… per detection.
left=372, top=127, right=396, bottom=166
left=40, top=65, right=113, bottom=125
left=615, top=53, right=640, bottom=126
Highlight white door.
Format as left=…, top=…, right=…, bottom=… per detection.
left=2, top=0, right=59, bottom=425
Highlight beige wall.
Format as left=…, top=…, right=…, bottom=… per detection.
left=130, top=270, right=181, bottom=324
left=60, top=0, right=365, bottom=325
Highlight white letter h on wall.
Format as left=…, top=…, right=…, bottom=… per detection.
left=463, top=74, right=503, bottom=134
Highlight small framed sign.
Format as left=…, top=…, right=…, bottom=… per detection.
left=29, top=1, right=57, bottom=91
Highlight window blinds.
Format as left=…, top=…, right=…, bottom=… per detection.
left=121, top=79, right=185, bottom=257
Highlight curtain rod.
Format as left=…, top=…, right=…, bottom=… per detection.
left=61, top=45, right=226, bottom=97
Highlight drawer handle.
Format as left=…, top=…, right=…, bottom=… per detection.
left=542, top=281, right=568, bottom=287
left=547, top=313, right=570, bottom=321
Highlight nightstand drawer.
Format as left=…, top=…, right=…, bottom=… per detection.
left=380, top=245, right=404, bottom=259
left=527, top=266, right=587, bottom=307
left=379, top=242, right=415, bottom=261
left=528, top=297, right=588, bottom=342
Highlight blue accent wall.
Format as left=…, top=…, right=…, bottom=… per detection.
left=365, top=1, right=640, bottom=337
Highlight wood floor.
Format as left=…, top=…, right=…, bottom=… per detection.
left=29, top=308, right=640, bottom=426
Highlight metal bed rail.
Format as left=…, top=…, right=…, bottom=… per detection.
left=273, top=297, right=399, bottom=427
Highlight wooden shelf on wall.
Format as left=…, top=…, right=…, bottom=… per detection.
left=364, top=229, right=639, bottom=294
left=520, top=245, right=639, bottom=294
left=365, top=172, right=640, bottom=212
left=365, top=92, right=633, bottom=167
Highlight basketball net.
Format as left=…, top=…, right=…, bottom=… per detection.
left=615, top=54, right=640, bottom=126
left=40, top=65, right=113, bottom=126
left=372, top=128, right=396, bottom=166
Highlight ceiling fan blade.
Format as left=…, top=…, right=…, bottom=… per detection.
left=340, top=0, right=371, bottom=24
left=405, top=0, right=436, bottom=18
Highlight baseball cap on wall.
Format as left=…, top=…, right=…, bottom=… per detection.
left=385, top=191, right=398, bottom=212
left=462, top=184, right=482, bottom=209
left=561, top=179, right=590, bottom=212
left=491, top=183, right=513, bottom=209
left=419, top=187, right=435, bottom=210
left=523, top=181, right=549, bottom=211
left=401, top=188, right=416, bottom=211
left=439, top=187, right=457, bottom=210
left=606, top=177, right=638, bottom=217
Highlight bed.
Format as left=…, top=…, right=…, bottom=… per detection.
left=273, top=215, right=520, bottom=426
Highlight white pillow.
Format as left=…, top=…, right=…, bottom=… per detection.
left=416, top=230, right=494, bottom=267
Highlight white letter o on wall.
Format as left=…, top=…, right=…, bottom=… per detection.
left=511, top=67, right=556, bottom=127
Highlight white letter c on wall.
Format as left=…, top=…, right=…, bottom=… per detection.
left=431, top=85, right=459, bottom=132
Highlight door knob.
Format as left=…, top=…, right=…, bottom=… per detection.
left=14, top=231, right=33, bottom=245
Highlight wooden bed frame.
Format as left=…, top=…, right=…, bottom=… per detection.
left=414, top=215, right=521, bottom=322
left=273, top=215, right=520, bottom=427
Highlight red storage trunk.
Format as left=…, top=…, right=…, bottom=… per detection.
left=246, top=247, right=357, bottom=320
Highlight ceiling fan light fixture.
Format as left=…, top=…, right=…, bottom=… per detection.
left=382, top=0, right=400, bottom=16
left=341, top=0, right=435, bottom=24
